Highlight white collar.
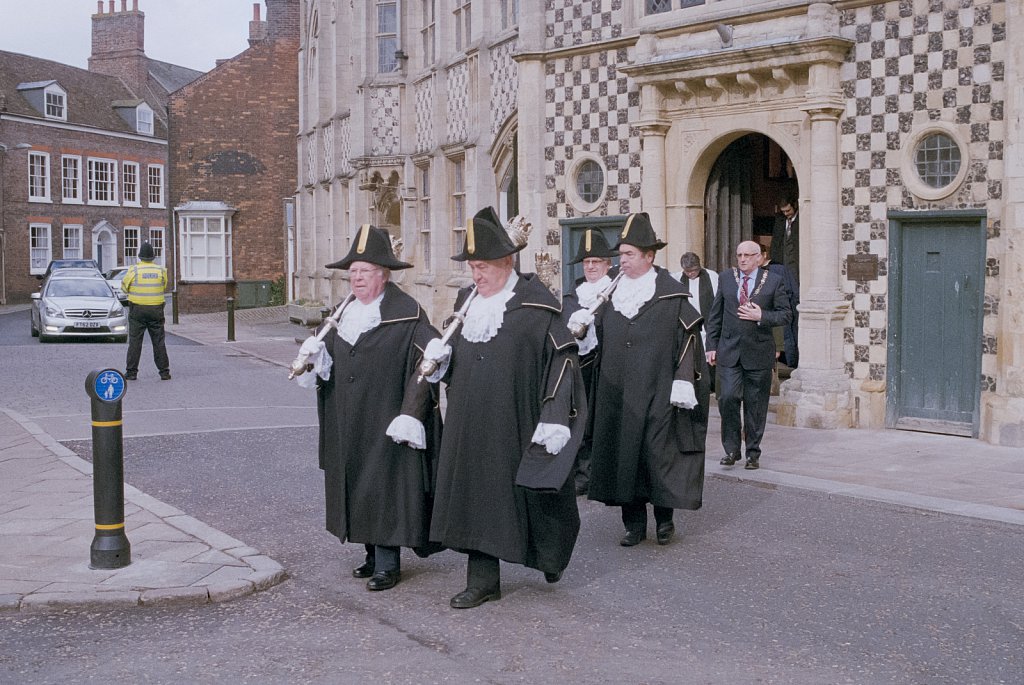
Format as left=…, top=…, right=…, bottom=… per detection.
left=575, top=274, right=611, bottom=309
left=611, top=267, right=656, bottom=319
left=338, top=291, right=383, bottom=345
left=462, top=272, right=518, bottom=343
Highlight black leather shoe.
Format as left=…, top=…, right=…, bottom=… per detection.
left=159, top=371, right=171, bottom=380
left=544, top=570, right=563, bottom=584
left=745, top=458, right=760, bottom=470
left=450, top=586, right=501, bottom=609
left=720, top=454, right=738, bottom=466
left=656, top=521, right=675, bottom=545
left=352, top=561, right=375, bottom=578
left=619, top=529, right=646, bottom=547
left=366, top=570, right=400, bottom=591
left=124, top=372, right=137, bottom=381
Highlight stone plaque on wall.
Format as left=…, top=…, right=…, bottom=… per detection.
left=847, top=253, right=879, bottom=281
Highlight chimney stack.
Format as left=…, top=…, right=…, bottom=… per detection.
left=89, top=0, right=148, bottom=96
left=248, top=3, right=268, bottom=45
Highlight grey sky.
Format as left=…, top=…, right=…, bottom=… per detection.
left=0, top=0, right=266, bottom=72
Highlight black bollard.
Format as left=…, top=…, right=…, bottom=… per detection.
left=84, top=369, right=131, bottom=569
left=227, top=296, right=236, bottom=342
left=172, top=288, right=179, bottom=325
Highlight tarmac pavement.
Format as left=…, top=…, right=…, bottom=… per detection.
left=1, top=303, right=1022, bottom=614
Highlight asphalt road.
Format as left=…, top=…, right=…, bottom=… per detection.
left=1, top=309, right=1021, bottom=684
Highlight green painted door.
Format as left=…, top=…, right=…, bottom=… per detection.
left=887, top=212, right=985, bottom=436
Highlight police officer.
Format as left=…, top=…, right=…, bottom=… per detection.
left=123, top=241, right=170, bottom=380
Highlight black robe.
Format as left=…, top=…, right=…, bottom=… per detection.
left=429, top=273, right=583, bottom=575
left=587, top=267, right=710, bottom=510
left=316, top=282, right=441, bottom=548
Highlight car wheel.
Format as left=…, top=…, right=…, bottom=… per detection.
left=31, top=321, right=39, bottom=337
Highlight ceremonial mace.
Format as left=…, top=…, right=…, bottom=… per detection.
left=567, top=271, right=623, bottom=339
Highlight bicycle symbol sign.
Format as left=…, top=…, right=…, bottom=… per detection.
left=94, top=370, right=126, bottom=403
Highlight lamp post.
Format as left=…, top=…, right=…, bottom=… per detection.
left=0, top=142, right=33, bottom=305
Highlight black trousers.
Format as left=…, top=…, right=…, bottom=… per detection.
left=363, top=543, right=400, bottom=572
left=126, top=304, right=169, bottom=375
left=717, top=364, right=772, bottom=460
left=621, top=502, right=673, bottom=532
left=465, top=550, right=500, bottom=590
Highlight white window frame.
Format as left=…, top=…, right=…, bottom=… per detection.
left=136, top=103, right=154, bottom=135
left=500, top=0, right=518, bottom=30
left=178, top=214, right=233, bottom=282
left=421, top=0, right=436, bottom=66
left=28, top=151, right=50, bottom=202
left=124, top=226, right=140, bottom=266
left=44, top=85, right=67, bottom=121
left=61, top=155, right=82, bottom=203
left=149, top=227, right=166, bottom=267
left=377, top=1, right=398, bottom=73
left=419, top=164, right=432, bottom=272
left=63, top=225, right=83, bottom=260
left=87, top=157, right=119, bottom=205
left=30, top=223, right=52, bottom=274
left=451, top=157, right=466, bottom=271
left=454, top=1, right=471, bottom=53
left=122, top=161, right=140, bottom=206
left=147, top=164, right=164, bottom=208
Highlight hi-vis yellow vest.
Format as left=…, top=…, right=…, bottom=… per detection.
left=123, top=261, right=167, bottom=306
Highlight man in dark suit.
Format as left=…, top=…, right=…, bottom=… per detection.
left=705, top=240, right=793, bottom=470
left=769, top=197, right=800, bottom=368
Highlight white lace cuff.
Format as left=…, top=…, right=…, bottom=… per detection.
left=670, top=380, right=698, bottom=409
left=531, top=423, right=571, bottom=455
left=295, top=344, right=332, bottom=389
left=386, top=414, right=427, bottom=449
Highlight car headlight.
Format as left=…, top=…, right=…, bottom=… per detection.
left=111, top=302, right=124, bottom=315
left=44, top=302, right=62, bottom=317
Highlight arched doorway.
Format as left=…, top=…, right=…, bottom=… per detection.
left=91, top=221, right=118, bottom=272
left=703, top=133, right=798, bottom=274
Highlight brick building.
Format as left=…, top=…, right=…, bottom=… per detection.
left=167, top=0, right=299, bottom=313
left=295, top=0, right=1024, bottom=447
left=0, top=0, right=201, bottom=305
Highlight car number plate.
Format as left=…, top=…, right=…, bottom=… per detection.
left=76, top=321, right=102, bottom=329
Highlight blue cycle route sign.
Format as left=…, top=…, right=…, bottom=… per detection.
left=94, top=369, right=126, bottom=403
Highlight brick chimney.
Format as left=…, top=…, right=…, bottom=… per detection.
left=248, top=3, right=268, bottom=45
left=264, top=0, right=300, bottom=41
left=89, top=0, right=148, bottom=95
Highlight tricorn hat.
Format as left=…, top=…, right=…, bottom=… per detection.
left=614, top=212, right=667, bottom=252
left=451, top=206, right=526, bottom=262
left=326, top=224, right=412, bottom=270
left=138, top=241, right=155, bottom=261
left=569, top=229, right=617, bottom=264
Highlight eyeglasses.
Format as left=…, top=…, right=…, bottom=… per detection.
left=349, top=267, right=382, bottom=276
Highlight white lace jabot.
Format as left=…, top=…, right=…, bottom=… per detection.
left=611, top=268, right=656, bottom=319
left=575, top=274, right=611, bottom=310
left=338, top=293, right=383, bottom=345
left=461, top=272, right=518, bottom=343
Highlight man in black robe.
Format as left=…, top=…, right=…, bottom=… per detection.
left=422, top=207, right=584, bottom=609
left=562, top=229, right=618, bottom=496
left=297, top=225, right=440, bottom=591
left=571, top=212, right=710, bottom=547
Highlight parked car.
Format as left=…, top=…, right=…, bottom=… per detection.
left=37, top=259, right=101, bottom=280
left=104, top=266, right=130, bottom=303
left=30, top=275, right=128, bottom=342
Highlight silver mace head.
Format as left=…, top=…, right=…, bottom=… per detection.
left=506, top=215, right=533, bottom=249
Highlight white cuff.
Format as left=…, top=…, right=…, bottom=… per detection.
left=386, top=414, right=427, bottom=449
left=531, top=422, right=571, bottom=455
left=670, top=380, right=698, bottom=409
left=576, top=322, right=598, bottom=356
left=295, top=344, right=332, bottom=389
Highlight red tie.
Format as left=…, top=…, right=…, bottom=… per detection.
left=739, top=275, right=750, bottom=305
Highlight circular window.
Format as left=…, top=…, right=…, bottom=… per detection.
left=568, top=154, right=607, bottom=213
left=915, top=133, right=961, bottom=189
left=900, top=123, right=969, bottom=201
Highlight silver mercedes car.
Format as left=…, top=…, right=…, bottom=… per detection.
left=30, top=275, right=128, bottom=342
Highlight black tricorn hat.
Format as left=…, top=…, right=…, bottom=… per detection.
left=326, top=224, right=412, bottom=270
left=614, top=212, right=667, bottom=252
left=569, top=229, right=617, bottom=264
left=451, top=206, right=525, bottom=262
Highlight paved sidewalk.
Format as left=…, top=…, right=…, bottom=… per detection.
left=2, top=303, right=1022, bottom=615
left=0, top=408, right=286, bottom=613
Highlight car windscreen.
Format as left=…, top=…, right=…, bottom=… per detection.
left=46, top=279, right=113, bottom=298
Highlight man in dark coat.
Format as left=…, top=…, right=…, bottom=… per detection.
left=705, top=239, right=793, bottom=470
left=768, top=196, right=800, bottom=368
left=422, top=207, right=585, bottom=609
left=297, top=225, right=441, bottom=592
left=562, top=229, right=618, bottom=496
left=572, top=212, right=710, bottom=547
